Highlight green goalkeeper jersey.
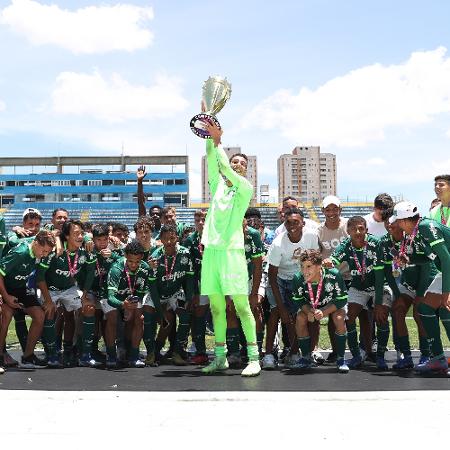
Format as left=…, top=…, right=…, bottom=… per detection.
left=292, top=267, right=348, bottom=310
left=37, top=243, right=96, bottom=291
left=244, top=226, right=264, bottom=280
left=331, top=234, right=384, bottom=304
left=107, top=258, right=150, bottom=309
left=0, top=241, right=40, bottom=290
left=148, top=245, right=194, bottom=301
left=201, top=139, right=253, bottom=250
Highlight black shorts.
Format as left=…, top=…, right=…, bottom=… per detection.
left=8, top=287, right=41, bottom=309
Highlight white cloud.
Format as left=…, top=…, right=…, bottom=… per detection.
left=0, top=0, right=154, bottom=54
left=51, top=71, right=189, bottom=122
left=242, top=47, right=450, bottom=147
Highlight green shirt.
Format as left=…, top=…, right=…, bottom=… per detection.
left=292, top=267, right=348, bottom=310
left=107, top=258, right=150, bottom=309
left=182, top=231, right=203, bottom=294
left=331, top=234, right=385, bottom=304
left=427, top=204, right=450, bottom=227
left=201, top=140, right=253, bottom=250
left=0, top=242, right=39, bottom=290
left=244, top=226, right=264, bottom=279
left=91, top=250, right=122, bottom=298
left=37, top=244, right=96, bottom=291
left=3, top=231, right=34, bottom=256
left=148, top=245, right=194, bottom=303
left=380, top=232, right=438, bottom=298
left=413, top=218, right=450, bottom=292
left=0, top=215, right=6, bottom=258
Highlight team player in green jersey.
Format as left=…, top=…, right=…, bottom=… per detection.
left=143, top=224, right=194, bottom=366
left=380, top=218, right=434, bottom=370
left=86, top=224, right=122, bottom=368
left=428, top=174, right=450, bottom=226
left=293, top=249, right=349, bottom=373
left=182, top=209, right=210, bottom=365
left=200, top=121, right=261, bottom=377
left=107, top=240, right=150, bottom=368
left=390, top=201, right=450, bottom=374
left=331, top=216, right=391, bottom=370
left=0, top=230, right=56, bottom=370
left=37, top=220, right=97, bottom=367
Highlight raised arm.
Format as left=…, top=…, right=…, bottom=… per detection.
left=137, top=165, right=147, bottom=217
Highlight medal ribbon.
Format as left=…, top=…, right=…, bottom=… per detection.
left=307, top=275, right=323, bottom=310
left=164, top=253, right=177, bottom=280
left=351, top=242, right=367, bottom=280
left=124, top=263, right=137, bottom=296
left=400, top=218, right=420, bottom=257
left=66, top=250, right=79, bottom=277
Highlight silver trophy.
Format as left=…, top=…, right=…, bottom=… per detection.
left=190, top=76, right=232, bottom=138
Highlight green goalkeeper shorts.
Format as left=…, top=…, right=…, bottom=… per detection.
left=200, top=248, right=248, bottom=296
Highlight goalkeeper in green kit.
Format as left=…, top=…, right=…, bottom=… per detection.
left=200, top=121, right=261, bottom=377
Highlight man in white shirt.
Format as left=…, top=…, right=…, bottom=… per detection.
left=261, top=208, right=320, bottom=369
left=274, top=196, right=319, bottom=237
left=363, top=193, right=394, bottom=237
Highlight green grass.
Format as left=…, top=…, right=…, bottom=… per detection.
left=6, top=316, right=449, bottom=351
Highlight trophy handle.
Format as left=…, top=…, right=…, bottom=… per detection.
left=190, top=113, right=221, bottom=139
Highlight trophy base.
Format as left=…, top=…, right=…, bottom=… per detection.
left=190, top=113, right=221, bottom=139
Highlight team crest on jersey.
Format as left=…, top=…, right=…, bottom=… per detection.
left=180, top=256, right=189, bottom=266
left=428, top=222, right=439, bottom=240
left=324, top=282, right=334, bottom=293
left=245, top=243, right=251, bottom=253
left=79, top=255, right=86, bottom=265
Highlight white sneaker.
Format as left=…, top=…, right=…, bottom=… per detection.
left=261, top=354, right=277, bottom=370
left=241, top=360, right=261, bottom=377
left=312, top=350, right=325, bottom=365
left=0, top=367, right=4, bottom=375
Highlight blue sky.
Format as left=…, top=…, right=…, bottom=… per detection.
left=0, top=0, right=450, bottom=211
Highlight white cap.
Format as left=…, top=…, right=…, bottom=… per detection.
left=22, top=207, right=42, bottom=218
left=389, top=201, right=419, bottom=224
left=322, top=195, right=341, bottom=208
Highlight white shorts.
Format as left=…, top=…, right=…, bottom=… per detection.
left=85, top=292, right=116, bottom=315
left=348, top=287, right=392, bottom=308
left=143, top=290, right=184, bottom=312
left=45, top=285, right=83, bottom=312
left=426, top=272, right=442, bottom=295
left=398, top=283, right=416, bottom=299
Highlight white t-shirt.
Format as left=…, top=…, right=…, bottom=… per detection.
left=363, top=213, right=387, bottom=237
left=267, top=230, right=320, bottom=280
left=274, top=219, right=319, bottom=238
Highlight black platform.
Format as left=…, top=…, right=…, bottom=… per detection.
left=0, top=351, right=448, bottom=392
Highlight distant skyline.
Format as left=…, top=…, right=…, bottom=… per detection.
left=1, top=0, right=450, bottom=212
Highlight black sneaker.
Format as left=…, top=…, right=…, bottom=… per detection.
left=279, top=347, right=291, bottom=363
left=20, top=353, right=48, bottom=369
